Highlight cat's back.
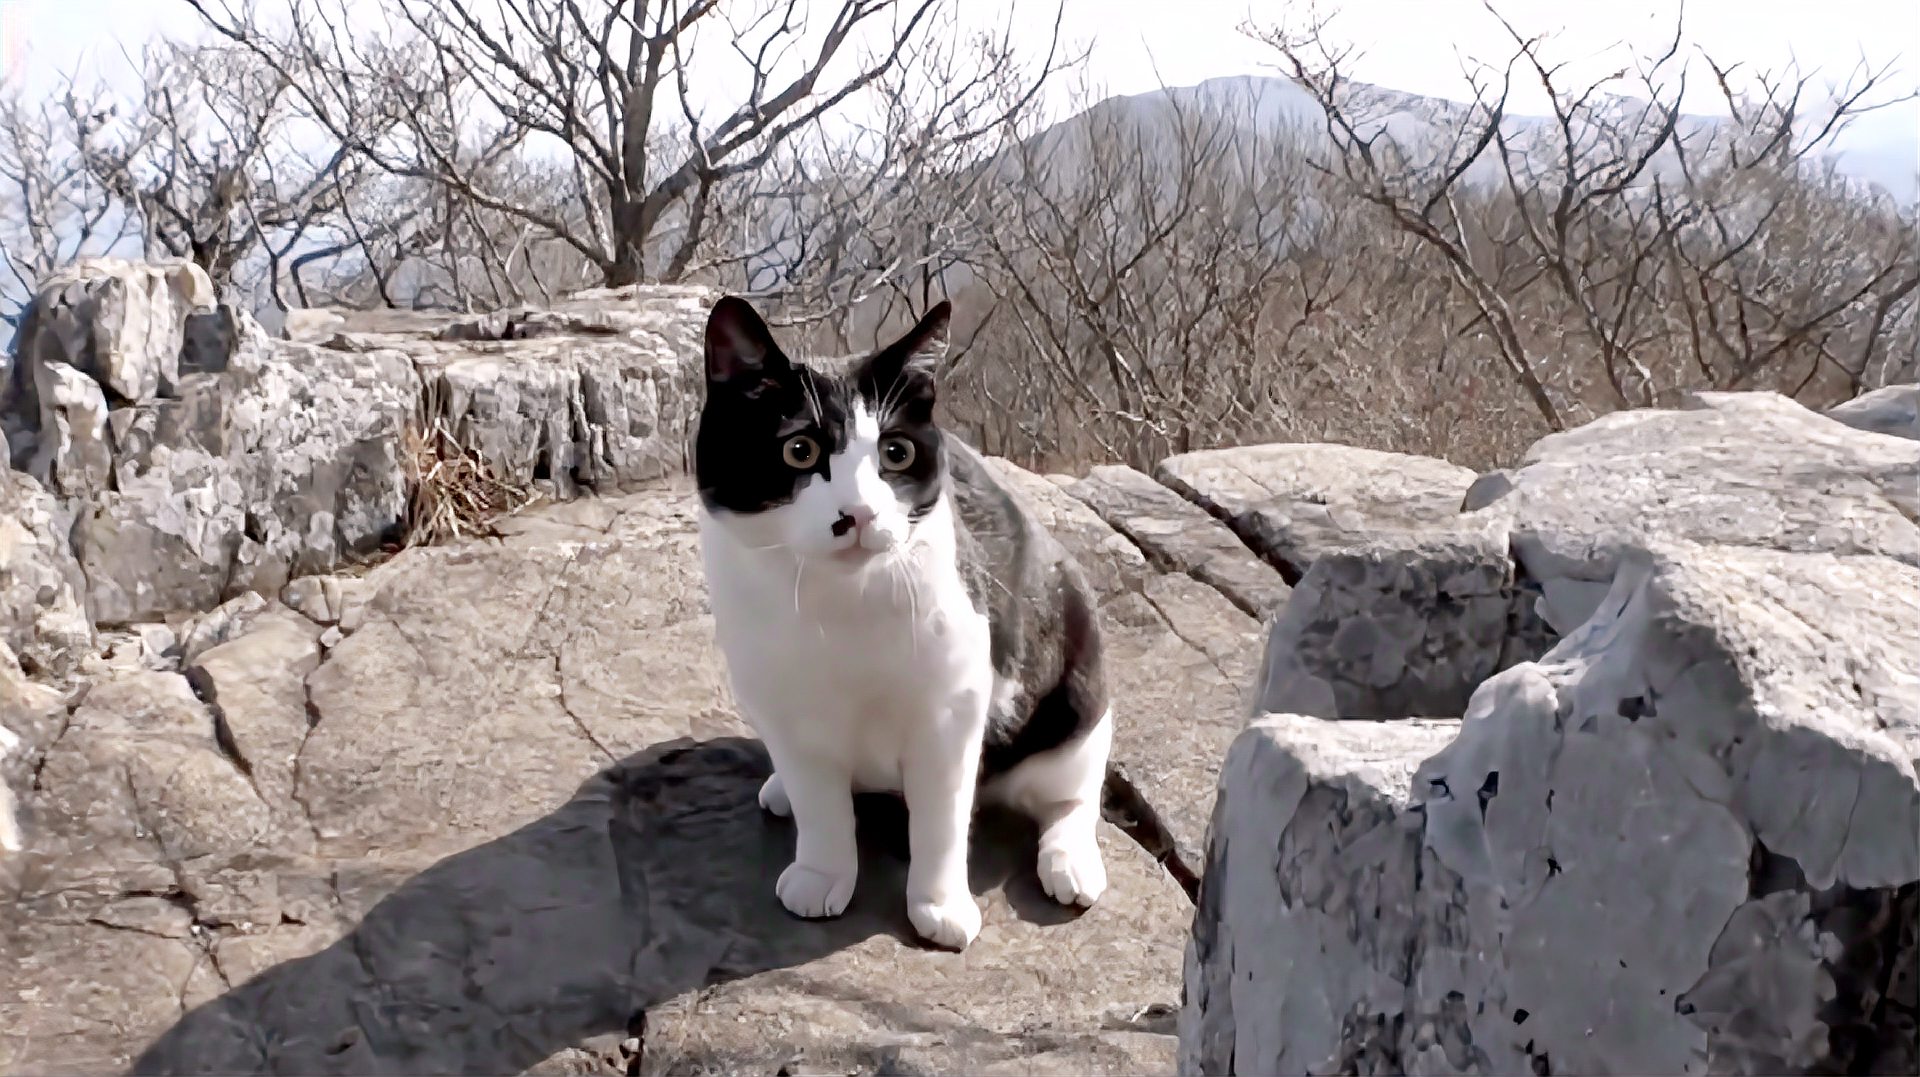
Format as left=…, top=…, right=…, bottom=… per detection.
left=943, top=439, right=1108, bottom=771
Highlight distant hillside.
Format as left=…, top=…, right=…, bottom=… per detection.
left=1021, top=74, right=1917, bottom=203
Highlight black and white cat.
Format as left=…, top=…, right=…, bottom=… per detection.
left=694, top=295, right=1112, bottom=951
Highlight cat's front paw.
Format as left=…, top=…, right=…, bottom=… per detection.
left=757, top=772, right=792, bottom=817
left=776, top=860, right=857, bottom=919
left=907, top=890, right=982, bottom=950
left=1038, top=833, right=1107, bottom=908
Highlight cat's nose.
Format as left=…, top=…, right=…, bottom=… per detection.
left=830, top=506, right=875, bottom=538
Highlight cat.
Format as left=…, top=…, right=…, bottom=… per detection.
left=693, top=295, right=1112, bottom=951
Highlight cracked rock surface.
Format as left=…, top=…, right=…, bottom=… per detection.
left=3, top=462, right=1242, bottom=1074
left=1181, top=395, right=1920, bottom=1076
left=1155, top=441, right=1481, bottom=582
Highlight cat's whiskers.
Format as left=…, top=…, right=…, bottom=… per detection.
left=791, top=553, right=806, bottom=617
left=801, top=371, right=826, bottom=426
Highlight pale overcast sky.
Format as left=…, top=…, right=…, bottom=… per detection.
left=2, top=0, right=1914, bottom=155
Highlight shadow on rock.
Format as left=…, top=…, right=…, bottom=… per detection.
left=130, top=736, right=1076, bottom=1075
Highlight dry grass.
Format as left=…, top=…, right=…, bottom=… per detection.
left=401, top=375, right=536, bottom=547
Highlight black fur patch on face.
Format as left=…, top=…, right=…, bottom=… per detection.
left=694, top=295, right=952, bottom=518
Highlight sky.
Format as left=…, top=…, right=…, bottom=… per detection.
left=1, top=0, right=1914, bottom=157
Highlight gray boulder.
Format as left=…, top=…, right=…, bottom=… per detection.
left=1155, top=442, right=1479, bottom=581
left=1249, top=524, right=1551, bottom=720
left=1824, top=383, right=1919, bottom=441
left=1183, top=397, right=1920, bottom=1077
left=5, top=467, right=1224, bottom=1074
left=1472, top=391, right=1920, bottom=633
left=1067, top=464, right=1291, bottom=617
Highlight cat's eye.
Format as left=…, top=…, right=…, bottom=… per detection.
left=781, top=435, right=820, bottom=469
left=880, top=435, right=916, bottom=471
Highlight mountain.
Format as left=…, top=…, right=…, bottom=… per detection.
left=1024, top=74, right=1917, bottom=204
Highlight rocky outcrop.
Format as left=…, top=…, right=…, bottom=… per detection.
left=2, top=259, right=216, bottom=436
left=1181, top=393, right=1920, bottom=1076
left=1248, top=525, right=1553, bottom=720
left=1156, top=442, right=1480, bottom=582
left=10, top=257, right=1917, bottom=1076
left=327, top=286, right=709, bottom=497
left=1474, top=390, right=1920, bottom=634
left=1, top=263, right=709, bottom=625
left=2, top=460, right=1256, bottom=1073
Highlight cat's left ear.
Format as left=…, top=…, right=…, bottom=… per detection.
left=865, top=301, right=952, bottom=386
left=705, top=295, right=790, bottom=387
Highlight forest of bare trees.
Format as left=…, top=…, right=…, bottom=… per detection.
left=2, top=0, right=1915, bottom=471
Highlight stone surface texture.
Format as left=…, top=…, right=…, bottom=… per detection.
left=1181, top=393, right=1920, bottom=1077
left=1067, top=464, right=1291, bottom=617
left=0, top=469, right=92, bottom=677
left=1155, top=442, right=1480, bottom=581
left=0, top=476, right=1224, bottom=1075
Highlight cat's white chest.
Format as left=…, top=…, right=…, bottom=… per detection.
left=699, top=510, right=991, bottom=792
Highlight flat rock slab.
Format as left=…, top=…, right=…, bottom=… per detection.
left=4, top=472, right=1208, bottom=1074
left=116, top=738, right=1187, bottom=1077
left=1067, top=464, right=1291, bottom=618
left=1155, top=443, right=1479, bottom=581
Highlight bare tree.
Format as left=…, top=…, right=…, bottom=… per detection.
left=0, top=85, right=134, bottom=325
left=1253, top=4, right=1919, bottom=426
left=184, top=0, right=1063, bottom=294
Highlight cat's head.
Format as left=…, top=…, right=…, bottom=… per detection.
left=694, top=295, right=952, bottom=567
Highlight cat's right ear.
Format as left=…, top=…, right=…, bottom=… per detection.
left=704, top=296, right=789, bottom=387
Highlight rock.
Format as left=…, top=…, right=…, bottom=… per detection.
left=1179, top=714, right=1461, bottom=1076
left=1182, top=540, right=1920, bottom=1076
left=175, top=593, right=277, bottom=667
left=278, top=307, right=347, bottom=343
left=215, top=334, right=421, bottom=596
left=186, top=606, right=326, bottom=851
left=0, top=644, right=68, bottom=854
left=1066, top=464, right=1291, bottom=617
left=0, top=469, right=91, bottom=678
left=1471, top=391, right=1920, bottom=633
left=637, top=793, right=1188, bottom=1075
left=1824, top=383, right=1919, bottom=441
left=118, top=740, right=1186, bottom=1077
left=294, top=485, right=742, bottom=860
left=27, top=359, right=113, bottom=497
left=1155, top=443, right=1480, bottom=581
left=20, top=668, right=276, bottom=898
left=351, top=287, right=711, bottom=497
left=5, top=477, right=1208, bottom=1074
left=5, top=264, right=711, bottom=624
left=74, top=448, right=250, bottom=625
left=984, top=457, right=1151, bottom=604
left=1101, top=574, right=1262, bottom=889
left=90, top=623, right=182, bottom=673
left=278, top=575, right=367, bottom=627
left=7, top=258, right=214, bottom=408
left=1248, top=526, right=1553, bottom=720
